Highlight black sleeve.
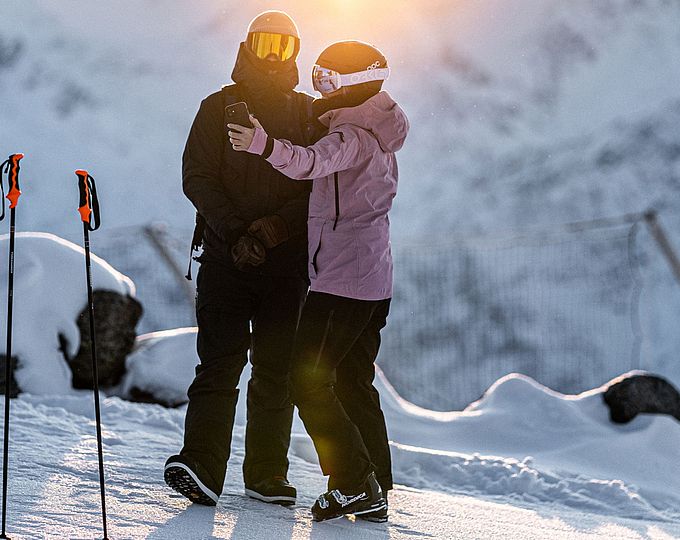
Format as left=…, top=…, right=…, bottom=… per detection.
left=274, top=180, right=312, bottom=237
left=270, top=92, right=318, bottom=238
left=182, top=95, right=246, bottom=244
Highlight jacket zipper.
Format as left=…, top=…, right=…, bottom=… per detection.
left=333, top=171, right=340, bottom=231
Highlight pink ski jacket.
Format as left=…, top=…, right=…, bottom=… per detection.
left=248, top=91, right=409, bottom=300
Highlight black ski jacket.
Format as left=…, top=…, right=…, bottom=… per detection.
left=183, top=43, right=319, bottom=277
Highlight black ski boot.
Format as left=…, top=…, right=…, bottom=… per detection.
left=164, top=454, right=220, bottom=506
left=245, top=475, right=297, bottom=506
left=357, top=491, right=389, bottom=522
left=311, top=471, right=386, bottom=522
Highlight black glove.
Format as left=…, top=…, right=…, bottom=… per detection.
left=248, top=215, right=290, bottom=249
left=231, top=235, right=266, bottom=270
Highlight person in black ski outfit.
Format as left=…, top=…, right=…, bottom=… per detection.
left=164, top=10, right=318, bottom=507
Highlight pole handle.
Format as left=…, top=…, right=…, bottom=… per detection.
left=0, top=153, right=24, bottom=222
left=76, top=169, right=101, bottom=231
left=6, top=154, right=23, bottom=209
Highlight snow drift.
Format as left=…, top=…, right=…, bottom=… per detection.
left=111, top=328, right=680, bottom=522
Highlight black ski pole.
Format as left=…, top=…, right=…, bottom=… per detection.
left=75, top=169, right=109, bottom=540
left=0, top=153, right=23, bottom=540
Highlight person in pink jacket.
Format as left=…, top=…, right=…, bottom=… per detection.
left=229, top=40, right=409, bottom=522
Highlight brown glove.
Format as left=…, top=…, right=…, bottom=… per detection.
left=231, top=235, right=266, bottom=270
left=248, top=215, right=290, bottom=250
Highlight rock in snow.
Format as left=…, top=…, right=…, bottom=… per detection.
left=603, top=371, right=680, bottom=423
left=66, top=289, right=143, bottom=389
left=0, top=232, right=135, bottom=395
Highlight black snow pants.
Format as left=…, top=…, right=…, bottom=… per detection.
left=180, top=260, right=307, bottom=492
left=290, top=291, right=393, bottom=494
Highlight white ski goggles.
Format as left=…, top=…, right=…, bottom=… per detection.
left=312, top=64, right=391, bottom=95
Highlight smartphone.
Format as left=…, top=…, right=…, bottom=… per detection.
left=225, top=102, right=253, bottom=129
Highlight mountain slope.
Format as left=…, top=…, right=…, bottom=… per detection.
left=2, top=0, right=679, bottom=239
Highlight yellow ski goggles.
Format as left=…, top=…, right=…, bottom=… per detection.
left=247, top=32, right=299, bottom=62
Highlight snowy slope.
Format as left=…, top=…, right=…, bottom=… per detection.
left=2, top=307, right=678, bottom=537
left=2, top=0, right=680, bottom=238
left=120, top=330, right=680, bottom=520
left=2, top=367, right=680, bottom=538
left=392, top=0, right=680, bottom=237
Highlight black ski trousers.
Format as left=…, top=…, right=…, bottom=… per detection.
left=181, top=260, right=307, bottom=492
left=290, top=291, right=393, bottom=494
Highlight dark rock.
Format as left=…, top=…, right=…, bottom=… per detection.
left=0, top=355, right=19, bottom=398
left=603, top=372, right=680, bottom=423
left=65, top=290, right=143, bottom=389
left=126, top=386, right=185, bottom=409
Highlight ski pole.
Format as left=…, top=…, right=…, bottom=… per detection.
left=0, top=153, right=23, bottom=540
left=75, top=169, right=109, bottom=540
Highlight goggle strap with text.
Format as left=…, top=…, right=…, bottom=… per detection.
left=338, top=67, right=391, bottom=87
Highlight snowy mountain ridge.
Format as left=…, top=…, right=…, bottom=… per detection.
left=1, top=0, right=679, bottom=239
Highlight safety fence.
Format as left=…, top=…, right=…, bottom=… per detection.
left=379, top=211, right=680, bottom=409
left=94, top=223, right=197, bottom=334
left=93, top=211, right=680, bottom=411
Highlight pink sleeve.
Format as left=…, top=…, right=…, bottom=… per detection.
left=246, top=127, right=268, bottom=155
left=265, top=128, right=365, bottom=180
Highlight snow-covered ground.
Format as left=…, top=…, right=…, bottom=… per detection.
left=125, top=329, right=680, bottom=522
left=0, top=236, right=677, bottom=537
left=2, top=363, right=680, bottom=538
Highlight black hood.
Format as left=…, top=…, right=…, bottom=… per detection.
left=231, top=42, right=299, bottom=95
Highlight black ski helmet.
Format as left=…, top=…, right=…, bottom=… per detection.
left=317, top=40, right=387, bottom=74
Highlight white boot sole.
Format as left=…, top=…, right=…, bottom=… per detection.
left=245, top=488, right=296, bottom=505
left=165, top=461, right=219, bottom=505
